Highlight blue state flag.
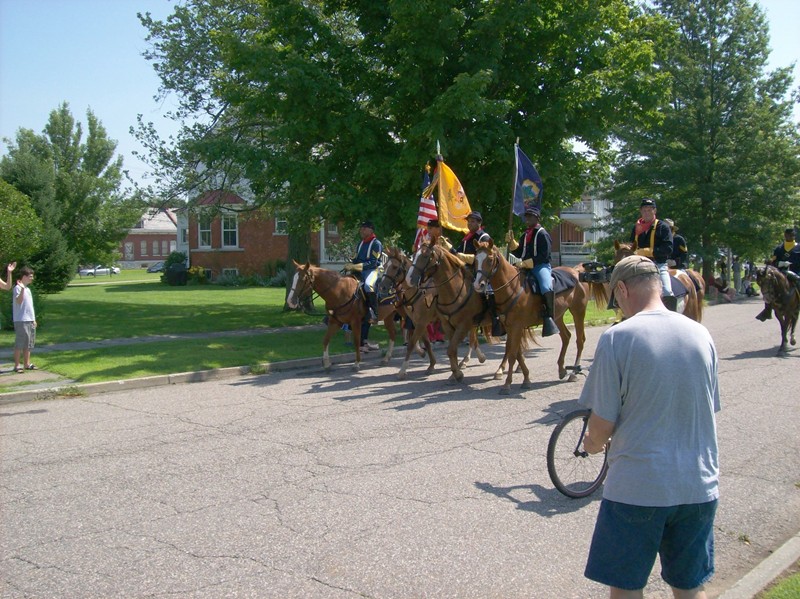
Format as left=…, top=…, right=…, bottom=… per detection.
left=513, top=145, right=543, bottom=217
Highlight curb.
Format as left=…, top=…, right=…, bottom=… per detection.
left=717, top=533, right=800, bottom=598
left=0, top=348, right=389, bottom=406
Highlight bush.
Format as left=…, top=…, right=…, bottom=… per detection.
left=0, top=288, right=46, bottom=331
left=187, top=266, right=208, bottom=284
left=267, top=269, right=288, bottom=287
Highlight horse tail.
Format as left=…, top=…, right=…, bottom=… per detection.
left=519, top=326, right=539, bottom=351
left=588, top=282, right=608, bottom=310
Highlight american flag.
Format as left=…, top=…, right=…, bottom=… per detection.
left=413, top=167, right=438, bottom=250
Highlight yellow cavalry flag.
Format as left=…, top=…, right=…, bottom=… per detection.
left=423, top=161, right=472, bottom=233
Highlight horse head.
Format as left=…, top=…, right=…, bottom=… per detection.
left=377, top=247, right=408, bottom=296
left=613, top=240, right=636, bottom=264
left=286, top=260, right=314, bottom=309
left=407, top=242, right=439, bottom=287
left=473, top=239, right=498, bottom=293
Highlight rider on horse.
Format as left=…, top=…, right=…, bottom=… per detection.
left=344, top=220, right=383, bottom=349
left=452, top=211, right=491, bottom=264
left=630, top=198, right=676, bottom=311
left=663, top=219, right=688, bottom=269
left=756, top=227, right=800, bottom=321
left=505, top=206, right=558, bottom=337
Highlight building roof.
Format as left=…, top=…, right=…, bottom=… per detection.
left=134, top=208, right=177, bottom=232
left=196, top=190, right=247, bottom=206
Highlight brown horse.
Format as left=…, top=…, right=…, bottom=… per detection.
left=406, top=243, right=495, bottom=382
left=377, top=247, right=437, bottom=378
left=755, top=265, right=799, bottom=354
left=613, top=241, right=705, bottom=322
left=473, top=240, right=607, bottom=393
left=286, top=261, right=400, bottom=370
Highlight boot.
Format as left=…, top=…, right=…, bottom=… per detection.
left=367, top=291, right=379, bottom=324
left=662, top=295, right=678, bottom=312
left=755, top=303, right=772, bottom=321
left=541, top=291, right=558, bottom=337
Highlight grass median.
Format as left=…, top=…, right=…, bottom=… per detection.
left=0, top=269, right=617, bottom=387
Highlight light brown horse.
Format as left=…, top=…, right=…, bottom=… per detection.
left=614, top=241, right=705, bottom=322
left=406, top=243, right=495, bottom=383
left=472, top=240, right=607, bottom=394
left=755, top=265, right=799, bottom=354
left=377, top=247, right=437, bottom=378
left=286, top=261, right=400, bottom=370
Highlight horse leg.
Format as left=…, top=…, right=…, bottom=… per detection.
left=494, top=349, right=507, bottom=380
left=500, top=331, right=519, bottom=394
left=568, top=315, right=587, bottom=383
left=556, top=320, right=571, bottom=380
left=351, top=319, right=363, bottom=370
left=447, top=331, right=466, bottom=383
left=518, top=348, right=531, bottom=390
left=382, top=317, right=396, bottom=366
left=322, top=322, right=339, bottom=371
left=474, top=328, right=487, bottom=363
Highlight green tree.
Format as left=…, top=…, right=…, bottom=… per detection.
left=0, top=180, right=44, bottom=267
left=1, top=103, right=144, bottom=291
left=137, top=0, right=670, bottom=251
left=602, top=0, right=800, bottom=276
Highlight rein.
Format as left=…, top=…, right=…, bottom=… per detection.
left=479, top=251, right=525, bottom=313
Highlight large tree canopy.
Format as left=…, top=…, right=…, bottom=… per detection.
left=137, top=0, right=670, bottom=251
left=1, top=103, right=144, bottom=291
left=601, top=0, right=800, bottom=273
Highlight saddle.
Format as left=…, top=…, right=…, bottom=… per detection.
left=526, top=269, right=577, bottom=295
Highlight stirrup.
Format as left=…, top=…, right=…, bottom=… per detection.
left=542, top=317, right=558, bottom=337
left=755, top=308, right=772, bottom=322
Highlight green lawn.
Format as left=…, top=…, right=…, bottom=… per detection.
left=0, top=273, right=618, bottom=386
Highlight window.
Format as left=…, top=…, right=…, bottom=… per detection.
left=180, top=227, right=188, bottom=244
left=222, top=268, right=239, bottom=277
left=326, top=221, right=339, bottom=235
left=152, top=241, right=159, bottom=256
left=140, top=240, right=148, bottom=256
left=222, top=213, right=238, bottom=247
left=199, top=212, right=212, bottom=248
left=275, top=216, right=288, bottom=235
left=162, top=240, right=169, bottom=256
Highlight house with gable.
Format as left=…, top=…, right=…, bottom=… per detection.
left=119, top=208, right=178, bottom=269
left=183, top=189, right=343, bottom=279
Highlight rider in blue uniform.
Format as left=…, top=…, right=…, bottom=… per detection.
left=452, top=211, right=491, bottom=264
left=756, top=227, right=800, bottom=321
left=344, top=220, right=383, bottom=351
left=630, top=198, right=676, bottom=311
left=506, top=206, right=558, bottom=337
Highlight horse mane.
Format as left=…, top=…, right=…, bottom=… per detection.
left=436, top=245, right=466, bottom=268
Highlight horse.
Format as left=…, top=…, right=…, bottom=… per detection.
left=613, top=241, right=705, bottom=322
left=286, top=261, right=400, bottom=370
left=406, top=243, right=496, bottom=383
left=755, top=265, right=799, bottom=354
left=473, top=240, right=608, bottom=393
left=376, top=247, right=437, bottom=379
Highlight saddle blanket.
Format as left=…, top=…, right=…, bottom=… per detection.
left=528, top=269, right=577, bottom=295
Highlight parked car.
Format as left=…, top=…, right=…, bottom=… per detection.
left=146, top=261, right=165, bottom=273
left=78, top=265, right=120, bottom=277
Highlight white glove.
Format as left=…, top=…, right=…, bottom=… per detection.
left=667, top=259, right=676, bottom=267
left=778, top=261, right=791, bottom=269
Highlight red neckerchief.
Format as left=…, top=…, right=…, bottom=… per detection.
left=362, top=233, right=376, bottom=244
left=524, top=225, right=540, bottom=244
left=635, top=217, right=654, bottom=237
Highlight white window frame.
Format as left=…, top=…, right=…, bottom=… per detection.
left=140, top=240, right=148, bottom=257
left=275, top=216, right=288, bottom=235
left=222, top=268, right=239, bottom=277
left=222, top=212, right=239, bottom=248
left=198, top=212, right=212, bottom=248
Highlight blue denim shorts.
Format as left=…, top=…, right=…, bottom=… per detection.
left=585, top=498, right=717, bottom=591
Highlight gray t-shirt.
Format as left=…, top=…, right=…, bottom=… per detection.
left=578, top=310, right=720, bottom=507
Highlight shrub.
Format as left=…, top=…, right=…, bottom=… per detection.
left=268, top=269, right=287, bottom=287
left=187, top=266, right=208, bottom=284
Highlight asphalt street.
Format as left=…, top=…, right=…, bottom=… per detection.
left=0, top=297, right=798, bottom=598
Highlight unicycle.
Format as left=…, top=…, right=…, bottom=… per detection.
left=547, top=409, right=608, bottom=498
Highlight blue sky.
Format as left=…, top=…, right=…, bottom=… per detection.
left=1, top=0, right=798, bottom=190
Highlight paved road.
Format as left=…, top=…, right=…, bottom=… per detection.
left=1, top=298, right=798, bottom=598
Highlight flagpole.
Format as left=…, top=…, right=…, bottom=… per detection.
left=506, top=138, right=520, bottom=257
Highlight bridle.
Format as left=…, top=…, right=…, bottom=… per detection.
left=294, top=266, right=359, bottom=318
left=474, top=247, right=525, bottom=312
left=380, top=254, right=427, bottom=309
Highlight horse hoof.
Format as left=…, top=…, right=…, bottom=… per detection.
left=558, top=370, right=567, bottom=380
left=425, top=367, right=435, bottom=375
left=791, top=339, right=797, bottom=346
left=381, top=358, right=390, bottom=366
left=397, top=372, right=407, bottom=381
left=499, top=386, right=510, bottom=395
left=521, top=381, right=532, bottom=390
left=351, top=363, right=361, bottom=372
left=493, top=371, right=504, bottom=380
left=478, top=355, right=486, bottom=364
left=568, top=374, right=578, bottom=383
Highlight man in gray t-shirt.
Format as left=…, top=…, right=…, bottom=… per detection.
left=578, top=255, right=720, bottom=598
